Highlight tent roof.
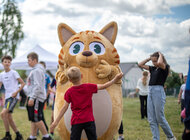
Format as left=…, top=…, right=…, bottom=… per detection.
left=119, top=62, right=142, bottom=74
left=0, top=45, right=58, bottom=70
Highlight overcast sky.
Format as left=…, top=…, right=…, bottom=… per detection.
left=4, top=0, right=190, bottom=74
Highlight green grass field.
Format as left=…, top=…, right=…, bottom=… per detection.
left=0, top=97, right=184, bottom=140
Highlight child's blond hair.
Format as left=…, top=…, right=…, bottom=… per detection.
left=67, top=66, right=81, bottom=83
left=142, top=71, right=148, bottom=86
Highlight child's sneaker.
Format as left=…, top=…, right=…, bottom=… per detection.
left=15, top=134, right=23, bottom=140
left=1, top=135, right=12, bottom=140
left=41, top=136, right=53, bottom=140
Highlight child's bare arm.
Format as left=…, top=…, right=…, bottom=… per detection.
left=50, top=101, right=69, bottom=132
left=178, top=89, right=183, bottom=104
left=97, top=72, right=123, bottom=90
left=12, top=78, right=25, bottom=98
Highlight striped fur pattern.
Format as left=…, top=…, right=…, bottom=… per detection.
left=56, top=28, right=121, bottom=84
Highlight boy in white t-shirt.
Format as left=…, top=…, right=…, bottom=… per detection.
left=0, top=55, right=25, bottom=140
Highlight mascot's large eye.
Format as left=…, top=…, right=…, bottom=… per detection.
left=89, top=42, right=105, bottom=55
left=69, top=41, right=84, bottom=55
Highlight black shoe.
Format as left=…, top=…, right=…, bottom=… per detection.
left=26, top=138, right=37, bottom=140
left=1, top=135, right=12, bottom=140
left=42, top=136, right=53, bottom=140
left=15, top=134, right=23, bottom=140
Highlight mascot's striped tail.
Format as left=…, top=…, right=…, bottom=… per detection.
left=184, top=57, right=190, bottom=129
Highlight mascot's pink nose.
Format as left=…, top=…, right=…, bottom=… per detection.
left=82, top=51, right=92, bottom=56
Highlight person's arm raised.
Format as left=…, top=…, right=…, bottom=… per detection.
left=97, top=73, right=123, bottom=90
left=157, top=52, right=166, bottom=70
left=138, top=57, right=151, bottom=70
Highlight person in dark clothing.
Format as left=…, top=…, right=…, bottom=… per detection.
left=38, top=61, right=51, bottom=133
left=178, top=75, right=187, bottom=122
left=49, top=78, right=56, bottom=136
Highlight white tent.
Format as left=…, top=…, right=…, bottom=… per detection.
left=0, top=45, right=58, bottom=70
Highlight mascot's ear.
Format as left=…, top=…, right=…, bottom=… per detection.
left=58, top=23, right=76, bottom=47
left=99, top=21, right=118, bottom=44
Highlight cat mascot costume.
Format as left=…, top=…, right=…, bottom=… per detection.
left=55, top=21, right=123, bottom=140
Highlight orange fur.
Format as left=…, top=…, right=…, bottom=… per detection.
left=55, top=21, right=122, bottom=140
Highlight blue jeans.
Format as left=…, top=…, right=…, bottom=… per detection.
left=148, top=86, right=174, bottom=140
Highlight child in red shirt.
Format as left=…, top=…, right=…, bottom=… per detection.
left=50, top=66, right=123, bottom=140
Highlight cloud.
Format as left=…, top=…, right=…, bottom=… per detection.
left=68, top=0, right=190, bottom=16
left=156, top=19, right=190, bottom=49
left=33, top=3, right=87, bottom=17
left=166, top=0, right=190, bottom=7
left=69, top=0, right=171, bottom=15
left=119, top=16, right=157, bottom=37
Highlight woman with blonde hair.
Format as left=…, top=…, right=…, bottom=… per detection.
left=136, top=71, right=149, bottom=119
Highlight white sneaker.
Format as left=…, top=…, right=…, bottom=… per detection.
left=166, top=137, right=176, bottom=140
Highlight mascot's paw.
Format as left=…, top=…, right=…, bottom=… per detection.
left=59, top=72, right=68, bottom=84
left=56, top=63, right=69, bottom=84
left=56, top=71, right=68, bottom=84
left=96, top=60, right=111, bottom=79
left=108, top=66, right=122, bottom=84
